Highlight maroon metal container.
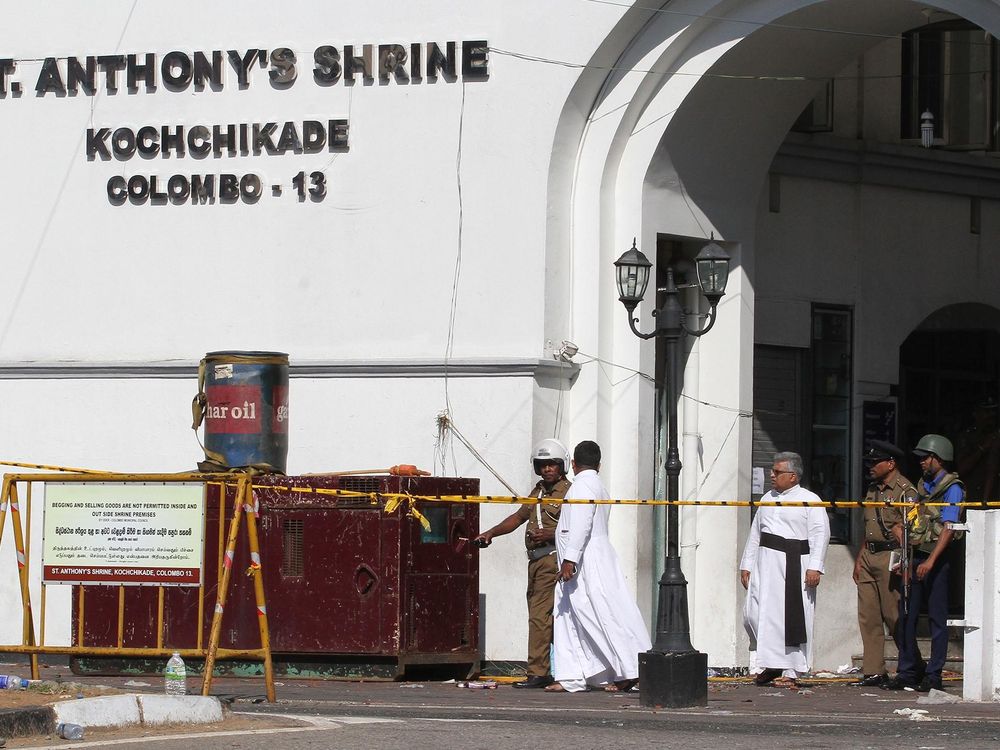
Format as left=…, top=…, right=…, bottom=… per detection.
left=72, top=475, right=480, bottom=679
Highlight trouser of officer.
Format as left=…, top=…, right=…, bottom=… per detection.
left=856, top=548, right=899, bottom=675
left=525, top=552, right=559, bottom=677
left=895, top=550, right=951, bottom=682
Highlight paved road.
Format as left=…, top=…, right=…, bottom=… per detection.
left=7, top=661, right=1000, bottom=749
left=17, top=699, right=999, bottom=750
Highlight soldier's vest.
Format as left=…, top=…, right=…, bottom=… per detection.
left=907, top=472, right=965, bottom=551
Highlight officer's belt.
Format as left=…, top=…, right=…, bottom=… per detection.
left=866, top=540, right=899, bottom=553
left=527, top=544, right=557, bottom=561
left=760, top=532, right=810, bottom=647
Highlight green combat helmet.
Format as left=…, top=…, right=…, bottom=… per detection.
left=913, top=433, right=954, bottom=462
left=909, top=433, right=964, bottom=547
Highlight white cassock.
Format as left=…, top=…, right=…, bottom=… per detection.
left=552, top=469, right=652, bottom=691
left=740, top=484, right=830, bottom=677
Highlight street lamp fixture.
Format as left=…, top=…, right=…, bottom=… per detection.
left=614, top=239, right=652, bottom=312
left=920, top=110, right=935, bottom=148
left=613, top=236, right=731, bottom=708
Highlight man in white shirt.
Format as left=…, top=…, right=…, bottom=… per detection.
left=740, top=452, right=831, bottom=686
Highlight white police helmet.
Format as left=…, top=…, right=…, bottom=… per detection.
left=531, top=438, right=570, bottom=476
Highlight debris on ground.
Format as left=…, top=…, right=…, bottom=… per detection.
left=893, top=707, right=940, bottom=722
left=917, top=689, right=961, bottom=705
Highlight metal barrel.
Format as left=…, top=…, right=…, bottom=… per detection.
left=201, top=351, right=289, bottom=473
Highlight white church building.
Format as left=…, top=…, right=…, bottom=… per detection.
left=2, top=0, right=999, bottom=674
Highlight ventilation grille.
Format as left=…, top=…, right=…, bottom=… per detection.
left=339, top=477, right=382, bottom=494
left=282, top=519, right=304, bottom=577
left=336, top=477, right=384, bottom=508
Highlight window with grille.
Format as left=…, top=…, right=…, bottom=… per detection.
left=901, top=21, right=999, bottom=151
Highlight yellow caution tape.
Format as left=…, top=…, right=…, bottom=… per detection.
left=243, top=482, right=1000, bottom=510
left=380, top=493, right=432, bottom=530
left=408, top=504, right=432, bottom=532
left=8, top=467, right=996, bottom=510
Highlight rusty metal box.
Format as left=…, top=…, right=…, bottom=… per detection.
left=72, top=475, right=480, bottom=679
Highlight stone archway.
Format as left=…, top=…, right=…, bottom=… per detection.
left=544, top=0, right=1000, bottom=668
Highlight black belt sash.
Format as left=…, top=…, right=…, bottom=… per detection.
left=760, top=532, right=811, bottom=647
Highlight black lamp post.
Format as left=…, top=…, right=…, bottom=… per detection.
left=614, top=237, right=731, bottom=708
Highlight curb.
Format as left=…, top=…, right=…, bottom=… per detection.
left=0, top=705, right=56, bottom=739
left=0, top=694, right=223, bottom=739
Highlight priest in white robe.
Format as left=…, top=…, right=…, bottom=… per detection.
left=740, top=451, right=830, bottom=684
left=547, top=440, right=652, bottom=693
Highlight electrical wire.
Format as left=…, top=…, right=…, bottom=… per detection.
left=435, top=80, right=518, bottom=492
left=695, top=412, right=742, bottom=497
left=437, top=81, right=468, bottom=477
left=442, top=413, right=519, bottom=495
left=576, top=349, right=754, bottom=417
left=442, top=81, right=467, bottom=421
left=490, top=46, right=998, bottom=85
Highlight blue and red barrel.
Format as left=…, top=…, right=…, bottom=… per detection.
left=193, top=351, right=289, bottom=472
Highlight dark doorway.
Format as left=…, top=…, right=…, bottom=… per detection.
left=899, top=321, right=1000, bottom=497
left=898, top=303, right=1000, bottom=617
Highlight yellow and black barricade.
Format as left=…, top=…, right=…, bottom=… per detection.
left=0, top=470, right=275, bottom=702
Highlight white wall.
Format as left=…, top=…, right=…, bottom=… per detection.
left=0, top=1, right=628, bottom=659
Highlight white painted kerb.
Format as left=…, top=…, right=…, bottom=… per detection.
left=53, top=694, right=224, bottom=727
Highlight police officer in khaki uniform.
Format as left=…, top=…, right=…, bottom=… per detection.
left=853, top=440, right=915, bottom=687
left=474, top=439, right=570, bottom=688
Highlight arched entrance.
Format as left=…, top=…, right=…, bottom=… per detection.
left=898, top=303, right=1000, bottom=618
left=545, top=0, right=1000, bottom=668
left=899, top=303, right=1000, bottom=503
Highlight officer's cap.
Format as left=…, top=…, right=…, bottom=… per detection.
left=863, top=440, right=905, bottom=464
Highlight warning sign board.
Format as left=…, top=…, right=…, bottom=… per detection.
left=42, top=483, right=205, bottom=586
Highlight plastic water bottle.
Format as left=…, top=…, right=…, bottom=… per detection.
left=0, top=674, right=28, bottom=690
left=56, top=722, right=85, bottom=740
left=164, top=651, right=187, bottom=696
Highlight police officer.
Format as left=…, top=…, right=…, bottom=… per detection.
left=474, top=439, right=571, bottom=688
left=853, top=440, right=914, bottom=687
left=885, top=434, right=964, bottom=692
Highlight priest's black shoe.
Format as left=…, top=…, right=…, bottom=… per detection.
left=916, top=675, right=942, bottom=692
left=882, top=676, right=919, bottom=690
left=512, top=675, right=553, bottom=689
left=754, top=668, right=782, bottom=686
left=856, top=673, right=887, bottom=687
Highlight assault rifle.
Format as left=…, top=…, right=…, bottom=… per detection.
left=900, top=512, right=910, bottom=614
left=899, top=493, right=919, bottom=616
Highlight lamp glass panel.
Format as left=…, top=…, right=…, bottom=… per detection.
left=697, top=258, right=729, bottom=296
left=617, top=262, right=649, bottom=302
